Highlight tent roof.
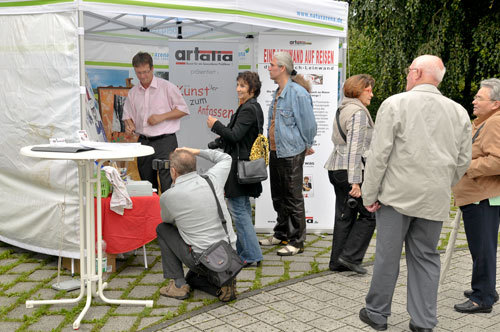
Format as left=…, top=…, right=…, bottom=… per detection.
left=0, top=0, right=348, bottom=40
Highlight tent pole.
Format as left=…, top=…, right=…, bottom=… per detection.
left=78, top=10, right=85, bottom=130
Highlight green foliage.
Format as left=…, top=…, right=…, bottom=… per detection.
left=345, top=0, right=500, bottom=118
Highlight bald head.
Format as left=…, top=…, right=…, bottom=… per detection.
left=406, top=55, right=446, bottom=91
left=169, top=150, right=196, bottom=176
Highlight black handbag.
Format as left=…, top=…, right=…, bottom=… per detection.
left=196, top=175, right=244, bottom=287
left=236, top=103, right=268, bottom=184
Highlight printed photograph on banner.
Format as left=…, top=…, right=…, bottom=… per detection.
left=87, top=68, right=130, bottom=94
left=302, top=175, right=313, bottom=198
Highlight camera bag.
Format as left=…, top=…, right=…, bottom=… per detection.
left=196, top=175, right=244, bottom=287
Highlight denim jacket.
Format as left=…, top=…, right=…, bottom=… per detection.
left=267, top=79, right=317, bottom=158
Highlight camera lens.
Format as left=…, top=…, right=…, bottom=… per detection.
left=207, top=141, right=219, bottom=149
left=347, top=197, right=358, bottom=208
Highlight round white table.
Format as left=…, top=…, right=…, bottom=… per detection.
left=20, top=144, right=155, bottom=330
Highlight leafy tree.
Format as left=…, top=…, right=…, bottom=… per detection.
left=345, top=0, right=500, bottom=117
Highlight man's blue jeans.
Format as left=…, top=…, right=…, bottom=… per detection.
left=226, top=196, right=263, bottom=264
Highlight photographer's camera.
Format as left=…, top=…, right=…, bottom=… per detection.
left=152, top=159, right=170, bottom=170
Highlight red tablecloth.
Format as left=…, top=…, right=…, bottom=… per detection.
left=94, top=194, right=163, bottom=254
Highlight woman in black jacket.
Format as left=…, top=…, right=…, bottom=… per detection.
left=206, top=71, right=264, bottom=267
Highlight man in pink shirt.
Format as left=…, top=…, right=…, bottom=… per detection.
left=124, top=52, right=189, bottom=192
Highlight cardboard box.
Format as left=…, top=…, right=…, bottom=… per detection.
left=62, top=253, right=116, bottom=274
left=126, top=180, right=153, bottom=196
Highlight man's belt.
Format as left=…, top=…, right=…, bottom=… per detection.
left=138, top=133, right=174, bottom=142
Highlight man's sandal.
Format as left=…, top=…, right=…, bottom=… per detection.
left=259, top=236, right=288, bottom=246
left=277, top=245, right=304, bottom=256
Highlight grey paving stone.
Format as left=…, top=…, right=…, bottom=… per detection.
left=207, top=304, right=239, bottom=318
left=0, top=322, right=23, bottom=331
left=138, top=317, right=162, bottom=330
left=199, top=325, right=236, bottom=332
left=308, top=316, right=347, bottom=331
left=260, top=276, right=281, bottom=286
left=186, top=302, right=204, bottom=311
left=239, top=321, right=282, bottom=332
left=156, top=295, right=184, bottom=307
left=0, top=295, right=18, bottom=309
left=140, top=273, right=165, bottom=284
left=185, top=312, right=216, bottom=325
left=80, top=306, right=110, bottom=321
left=27, top=269, right=56, bottom=281
left=114, top=305, right=145, bottom=314
left=94, top=290, right=124, bottom=303
left=267, top=300, right=301, bottom=313
left=7, top=304, right=36, bottom=319
left=5, top=282, right=40, bottom=295
left=100, top=316, right=137, bottom=332
left=128, top=285, right=157, bottom=298
left=243, top=304, right=269, bottom=316
left=236, top=269, right=256, bottom=281
left=119, top=266, right=146, bottom=276
left=194, top=317, right=226, bottom=330
left=8, top=263, right=41, bottom=273
left=150, top=307, right=178, bottom=316
left=251, top=308, right=288, bottom=324
left=27, top=314, right=65, bottom=331
left=289, top=262, right=313, bottom=272
left=229, top=298, right=260, bottom=311
left=106, top=277, right=136, bottom=289
left=219, top=312, right=259, bottom=328
left=276, top=317, right=316, bottom=332
left=249, top=291, right=280, bottom=304
left=156, top=320, right=191, bottom=331
left=261, top=266, right=284, bottom=276
left=0, top=274, right=19, bottom=285
left=0, top=258, right=18, bottom=267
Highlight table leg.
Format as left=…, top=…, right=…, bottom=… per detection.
left=26, top=162, right=86, bottom=309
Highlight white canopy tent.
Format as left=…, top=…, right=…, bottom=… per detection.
left=0, top=0, right=348, bottom=258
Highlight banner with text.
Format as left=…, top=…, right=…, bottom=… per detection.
left=256, top=33, right=338, bottom=233
left=169, top=40, right=238, bottom=171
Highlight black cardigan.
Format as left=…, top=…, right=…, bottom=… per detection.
left=211, top=98, right=264, bottom=198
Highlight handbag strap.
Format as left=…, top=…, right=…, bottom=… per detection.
left=335, top=107, right=347, bottom=142
left=472, top=123, right=485, bottom=143
left=200, top=174, right=232, bottom=244
left=236, top=100, right=262, bottom=159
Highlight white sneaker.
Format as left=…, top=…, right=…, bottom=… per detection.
left=259, top=236, right=287, bottom=246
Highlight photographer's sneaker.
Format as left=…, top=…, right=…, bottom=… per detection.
left=217, top=279, right=237, bottom=302
left=259, top=236, right=288, bottom=246
left=160, top=280, right=190, bottom=300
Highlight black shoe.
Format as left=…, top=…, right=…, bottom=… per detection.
left=409, top=321, right=433, bottom=332
left=454, top=299, right=492, bottom=313
left=243, top=261, right=262, bottom=268
left=359, top=308, right=387, bottom=331
left=464, top=289, right=499, bottom=303
left=338, top=257, right=367, bottom=275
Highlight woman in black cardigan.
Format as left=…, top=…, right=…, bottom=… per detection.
left=206, top=71, right=264, bottom=267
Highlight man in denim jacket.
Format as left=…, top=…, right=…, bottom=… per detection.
left=259, top=52, right=317, bottom=256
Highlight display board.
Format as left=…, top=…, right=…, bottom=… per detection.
left=255, top=33, right=338, bottom=233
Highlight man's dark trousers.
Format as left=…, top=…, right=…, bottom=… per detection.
left=461, top=199, right=500, bottom=307
left=138, top=134, right=177, bottom=193
left=269, top=150, right=306, bottom=248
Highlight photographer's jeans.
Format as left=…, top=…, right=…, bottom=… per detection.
left=226, top=196, right=263, bottom=264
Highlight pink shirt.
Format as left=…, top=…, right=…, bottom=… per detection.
left=123, top=76, right=189, bottom=136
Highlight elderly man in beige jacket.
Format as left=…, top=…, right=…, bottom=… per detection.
left=358, top=55, right=472, bottom=332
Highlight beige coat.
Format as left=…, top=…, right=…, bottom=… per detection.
left=362, top=84, right=471, bottom=221
left=453, top=111, right=500, bottom=206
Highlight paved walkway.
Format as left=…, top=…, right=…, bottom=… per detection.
left=1, top=209, right=498, bottom=331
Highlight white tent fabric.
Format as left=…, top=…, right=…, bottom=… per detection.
left=0, top=0, right=348, bottom=258
left=0, top=11, right=81, bottom=257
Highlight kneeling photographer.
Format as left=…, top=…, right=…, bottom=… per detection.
left=324, top=74, right=377, bottom=274
left=156, top=147, right=240, bottom=302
